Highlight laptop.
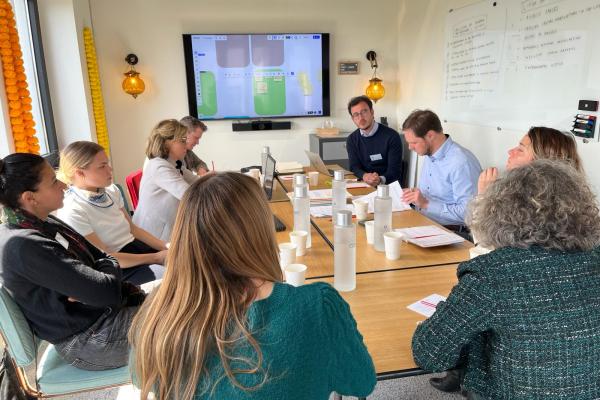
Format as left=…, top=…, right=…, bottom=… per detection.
left=262, top=154, right=286, bottom=232
left=304, top=150, right=348, bottom=177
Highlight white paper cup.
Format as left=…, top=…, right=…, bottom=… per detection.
left=248, top=168, right=261, bottom=180
left=308, top=171, right=319, bottom=186
left=384, top=232, right=405, bottom=260
left=364, top=220, right=375, bottom=244
left=279, top=242, right=297, bottom=269
left=353, top=200, right=369, bottom=221
left=289, top=230, right=308, bottom=256
left=284, top=263, right=307, bottom=287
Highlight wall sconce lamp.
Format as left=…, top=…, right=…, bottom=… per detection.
left=365, top=50, right=385, bottom=103
left=122, top=53, right=145, bottom=98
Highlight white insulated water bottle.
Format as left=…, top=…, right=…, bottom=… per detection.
left=260, top=146, right=270, bottom=186
left=261, top=146, right=270, bottom=171
left=293, top=173, right=307, bottom=191
left=374, top=184, right=392, bottom=252
left=332, top=170, right=346, bottom=222
left=334, top=210, right=356, bottom=292
left=293, top=184, right=312, bottom=248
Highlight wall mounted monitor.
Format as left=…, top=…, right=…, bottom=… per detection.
left=183, top=33, right=330, bottom=120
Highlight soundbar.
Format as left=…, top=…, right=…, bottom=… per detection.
left=232, top=120, right=292, bottom=131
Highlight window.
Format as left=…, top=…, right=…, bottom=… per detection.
left=0, top=0, right=56, bottom=156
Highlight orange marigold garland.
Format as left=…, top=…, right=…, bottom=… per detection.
left=0, top=0, right=39, bottom=154
left=83, top=27, right=110, bottom=156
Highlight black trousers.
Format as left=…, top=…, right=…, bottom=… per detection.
left=118, top=239, right=164, bottom=285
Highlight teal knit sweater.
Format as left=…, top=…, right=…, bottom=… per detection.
left=194, top=282, right=376, bottom=399
left=412, top=246, right=600, bottom=400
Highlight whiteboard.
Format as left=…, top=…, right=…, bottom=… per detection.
left=442, top=0, right=600, bottom=136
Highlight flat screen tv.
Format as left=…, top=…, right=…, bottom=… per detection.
left=182, top=33, right=330, bottom=120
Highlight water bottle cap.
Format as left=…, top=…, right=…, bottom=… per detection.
left=293, top=174, right=307, bottom=186
left=294, top=184, right=308, bottom=198
left=335, top=210, right=353, bottom=227
left=262, top=146, right=270, bottom=154
left=377, top=184, right=389, bottom=197
left=333, top=170, right=345, bottom=181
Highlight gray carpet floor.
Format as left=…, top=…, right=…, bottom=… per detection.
left=53, top=373, right=465, bottom=399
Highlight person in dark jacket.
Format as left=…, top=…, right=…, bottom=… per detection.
left=346, top=95, right=403, bottom=186
left=412, top=160, right=600, bottom=400
left=0, top=153, right=144, bottom=371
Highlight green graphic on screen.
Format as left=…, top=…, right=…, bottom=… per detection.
left=253, top=69, right=286, bottom=115
left=198, top=71, right=217, bottom=116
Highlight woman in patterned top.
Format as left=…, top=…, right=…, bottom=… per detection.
left=413, top=160, right=600, bottom=400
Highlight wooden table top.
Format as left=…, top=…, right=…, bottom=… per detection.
left=313, top=209, right=472, bottom=273
left=310, top=264, right=459, bottom=375
left=277, top=166, right=372, bottom=196
left=276, top=168, right=472, bottom=274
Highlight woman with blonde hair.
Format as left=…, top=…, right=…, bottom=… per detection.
left=57, top=141, right=167, bottom=285
left=478, top=126, right=582, bottom=194
left=129, top=172, right=376, bottom=400
left=132, top=119, right=198, bottom=241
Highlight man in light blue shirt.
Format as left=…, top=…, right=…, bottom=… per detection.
left=401, top=109, right=481, bottom=229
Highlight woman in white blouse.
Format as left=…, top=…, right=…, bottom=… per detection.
left=57, top=141, right=167, bottom=285
left=133, top=119, right=199, bottom=241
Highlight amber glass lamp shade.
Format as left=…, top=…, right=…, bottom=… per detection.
left=122, top=69, right=145, bottom=98
left=366, top=77, right=385, bottom=103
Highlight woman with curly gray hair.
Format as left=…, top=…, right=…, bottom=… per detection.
left=412, top=160, right=600, bottom=400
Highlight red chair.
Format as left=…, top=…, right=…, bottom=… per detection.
left=125, top=169, right=143, bottom=210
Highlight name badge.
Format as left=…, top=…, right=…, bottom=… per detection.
left=370, top=153, right=383, bottom=161
left=55, top=232, right=69, bottom=250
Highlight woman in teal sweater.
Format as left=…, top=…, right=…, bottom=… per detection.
left=412, top=160, right=600, bottom=400
left=129, top=172, right=376, bottom=399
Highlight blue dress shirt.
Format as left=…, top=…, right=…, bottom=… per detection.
left=417, top=136, right=481, bottom=226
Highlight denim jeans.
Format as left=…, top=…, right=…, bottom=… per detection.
left=53, top=306, right=139, bottom=371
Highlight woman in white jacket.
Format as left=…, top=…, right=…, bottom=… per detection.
left=133, top=119, right=199, bottom=241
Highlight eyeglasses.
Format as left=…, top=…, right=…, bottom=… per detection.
left=351, top=109, right=371, bottom=119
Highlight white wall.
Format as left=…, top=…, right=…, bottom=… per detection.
left=395, top=0, right=600, bottom=192
left=37, top=0, right=96, bottom=148
left=83, top=0, right=401, bottom=184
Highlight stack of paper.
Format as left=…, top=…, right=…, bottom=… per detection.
left=394, top=225, right=464, bottom=247
left=407, top=294, right=446, bottom=318
left=277, top=161, right=304, bottom=174
left=355, top=181, right=411, bottom=213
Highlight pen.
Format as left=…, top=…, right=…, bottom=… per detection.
left=412, top=234, right=442, bottom=239
left=211, top=161, right=215, bottom=171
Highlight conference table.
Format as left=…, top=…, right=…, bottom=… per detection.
left=268, top=168, right=471, bottom=398
left=311, top=264, right=459, bottom=378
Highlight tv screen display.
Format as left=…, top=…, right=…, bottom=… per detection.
left=182, top=33, right=330, bottom=120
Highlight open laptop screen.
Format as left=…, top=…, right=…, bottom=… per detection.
left=263, top=154, right=276, bottom=200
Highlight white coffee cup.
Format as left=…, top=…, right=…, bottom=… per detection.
left=364, top=220, right=375, bottom=244
left=284, top=263, right=307, bottom=287
left=289, top=230, right=308, bottom=256
left=248, top=168, right=261, bottom=180
left=308, top=171, right=319, bottom=187
left=353, top=200, right=369, bottom=221
left=279, top=242, right=297, bottom=269
left=384, top=232, right=405, bottom=260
